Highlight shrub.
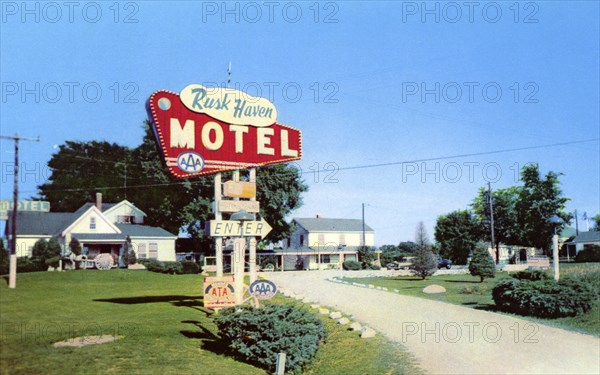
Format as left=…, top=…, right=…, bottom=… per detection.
left=16, top=257, right=45, bottom=273
left=469, top=243, right=496, bottom=282
left=511, top=269, right=551, bottom=281
left=369, top=264, right=381, bottom=270
left=141, top=259, right=187, bottom=274
left=575, top=245, right=600, bottom=263
left=492, top=278, right=595, bottom=318
left=69, top=238, right=82, bottom=256
left=0, top=242, right=9, bottom=275
left=215, top=304, right=325, bottom=373
left=342, top=260, right=361, bottom=270
left=162, top=261, right=183, bottom=274
left=180, top=260, right=201, bottom=274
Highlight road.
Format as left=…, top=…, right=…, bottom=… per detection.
left=263, top=270, right=600, bottom=375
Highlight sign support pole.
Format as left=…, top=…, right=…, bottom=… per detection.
left=214, top=173, right=223, bottom=277
left=249, top=168, right=258, bottom=283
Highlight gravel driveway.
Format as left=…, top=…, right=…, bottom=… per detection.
left=263, top=270, right=600, bottom=375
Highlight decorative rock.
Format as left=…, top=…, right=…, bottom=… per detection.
left=350, top=322, right=362, bottom=331
left=302, top=297, right=312, bottom=303
left=375, top=286, right=382, bottom=290
left=382, top=287, right=388, bottom=291
left=423, top=285, right=447, bottom=294
left=393, top=289, right=399, bottom=293
left=329, top=311, right=342, bottom=319
left=361, top=327, right=377, bottom=338
left=310, top=304, right=320, bottom=309
left=337, top=317, right=350, bottom=325
left=294, top=295, right=304, bottom=300
left=368, top=284, right=375, bottom=289
left=127, top=263, right=146, bottom=270
left=318, top=308, right=330, bottom=315
left=53, top=335, right=123, bottom=348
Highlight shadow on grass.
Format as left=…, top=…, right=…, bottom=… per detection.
left=94, top=295, right=212, bottom=315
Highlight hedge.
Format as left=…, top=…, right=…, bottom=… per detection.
left=342, top=260, right=361, bottom=270
left=575, top=245, right=600, bottom=263
left=492, top=278, right=595, bottom=318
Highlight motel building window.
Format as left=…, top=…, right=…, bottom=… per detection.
left=138, top=243, right=147, bottom=259
left=318, top=234, right=325, bottom=246
left=149, top=243, right=158, bottom=259
left=300, top=235, right=305, bottom=247
left=89, top=217, right=96, bottom=230
left=339, top=234, right=346, bottom=247
left=117, top=215, right=135, bottom=224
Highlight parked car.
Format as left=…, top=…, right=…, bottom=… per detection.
left=437, top=259, right=452, bottom=269
left=386, top=261, right=412, bottom=270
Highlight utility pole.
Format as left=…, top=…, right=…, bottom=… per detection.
left=574, top=209, right=579, bottom=236
left=488, top=182, right=497, bottom=264
left=1, top=134, right=40, bottom=289
left=361, top=203, right=366, bottom=247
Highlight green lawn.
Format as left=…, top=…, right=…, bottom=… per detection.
left=0, top=270, right=421, bottom=375
left=346, top=263, right=600, bottom=336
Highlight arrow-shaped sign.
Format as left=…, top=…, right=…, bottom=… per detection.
left=209, top=219, right=273, bottom=239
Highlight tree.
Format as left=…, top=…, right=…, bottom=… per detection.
left=411, top=222, right=437, bottom=279
left=591, top=214, right=600, bottom=231
left=516, top=164, right=572, bottom=254
left=69, top=238, right=82, bottom=256
left=357, top=246, right=377, bottom=269
left=122, top=236, right=136, bottom=266
left=469, top=242, right=496, bottom=282
left=472, top=186, right=521, bottom=263
left=46, top=238, right=62, bottom=268
left=379, top=244, right=401, bottom=265
left=434, top=210, right=480, bottom=265
left=38, top=121, right=308, bottom=243
left=0, top=240, right=8, bottom=275
left=398, top=241, right=419, bottom=254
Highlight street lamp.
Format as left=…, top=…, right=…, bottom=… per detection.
left=548, top=215, right=562, bottom=281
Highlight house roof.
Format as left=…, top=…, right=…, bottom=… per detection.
left=74, top=202, right=117, bottom=216
left=116, top=224, right=176, bottom=237
left=10, top=212, right=76, bottom=236
left=560, top=226, right=577, bottom=238
left=293, top=218, right=374, bottom=233
left=572, top=231, right=600, bottom=243
left=72, top=233, right=127, bottom=241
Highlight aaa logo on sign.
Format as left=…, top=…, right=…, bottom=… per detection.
left=249, top=279, right=277, bottom=300
left=177, top=152, right=204, bottom=173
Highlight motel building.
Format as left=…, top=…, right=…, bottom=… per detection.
left=5, top=193, right=176, bottom=268
left=272, top=216, right=375, bottom=271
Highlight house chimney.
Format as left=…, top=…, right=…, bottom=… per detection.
left=96, top=193, right=102, bottom=210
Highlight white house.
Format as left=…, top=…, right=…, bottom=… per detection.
left=276, top=216, right=375, bottom=270
left=568, top=231, right=600, bottom=253
left=5, top=193, right=176, bottom=266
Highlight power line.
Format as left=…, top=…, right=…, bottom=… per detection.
left=15, top=138, right=599, bottom=194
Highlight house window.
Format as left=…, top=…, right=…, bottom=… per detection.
left=149, top=243, right=158, bottom=259
left=318, top=234, right=325, bottom=246
left=322, top=254, right=330, bottom=263
left=287, top=238, right=291, bottom=248
left=138, top=243, right=147, bottom=259
left=89, top=217, right=96, bottom=230
left=339, top=234, right=346, bottom=247
left=300, top=235, right=305, bottom=247
left=117, top=215, right=135, bottom=224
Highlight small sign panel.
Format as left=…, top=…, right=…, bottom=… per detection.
left=204, top=276, right=236, bottom=309
left=209, top=219, right=273, bottom=239
left=223, top=181, right=256, bottom=198
left=249, top=279, right=278, bottom=300
left=217, top=200, right=260, bottom=213
left=0, top=200, right=50, bottom=220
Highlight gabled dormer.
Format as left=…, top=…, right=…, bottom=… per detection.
left=103, top=200, right=147, bottom=224
left=61, top=205, right=121, bottom=236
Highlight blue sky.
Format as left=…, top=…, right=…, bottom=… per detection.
left=1, top=1, right=599, bottom=245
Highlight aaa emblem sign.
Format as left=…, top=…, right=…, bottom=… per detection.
left=146, top=87, right=302, bottom=178
left=203, top=276, right=236, bottom=309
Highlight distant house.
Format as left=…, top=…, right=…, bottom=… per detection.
left=5, top=193, right=176, bottom=267
left=275, top=216, right=375, bottom=270
left=568, top=231, right=600, bottom=253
